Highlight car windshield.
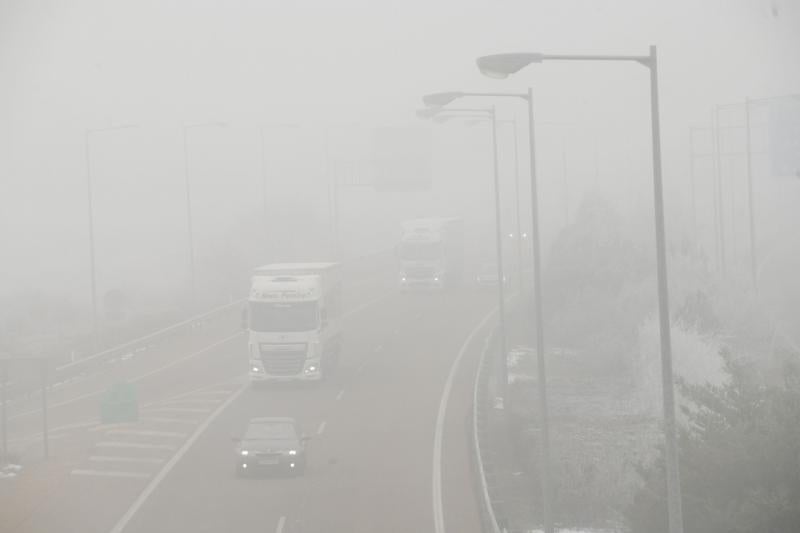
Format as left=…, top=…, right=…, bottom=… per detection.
left=244, top=421, right=297, bottom=441
left=398, top=242, right=442, bottom=260
left=249, top=301, right=319, bottom=332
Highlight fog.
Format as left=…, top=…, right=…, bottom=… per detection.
left=1, top=1, right=799, bottom=533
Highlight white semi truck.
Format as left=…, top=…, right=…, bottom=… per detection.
left=245, top=263, right=342, bottom=383
left=397, top=217, right=464, bottom=289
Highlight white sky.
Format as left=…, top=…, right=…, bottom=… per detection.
left=0, top=0, right=798, bottom=314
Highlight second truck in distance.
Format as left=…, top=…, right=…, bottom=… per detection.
left=396, top=217, right=464, bottom=290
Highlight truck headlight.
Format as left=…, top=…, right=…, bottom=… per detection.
left=288, top=450, right=297, bottom=456
left=240, top=450, right=249, bottom=456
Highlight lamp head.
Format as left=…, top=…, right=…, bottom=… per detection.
left=476, top=53, right=544, bottom=78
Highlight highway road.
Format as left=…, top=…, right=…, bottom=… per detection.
left=3, top=266, right=497, bottom=533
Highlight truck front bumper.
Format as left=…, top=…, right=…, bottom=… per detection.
left=249, top=359, right=322, bottom=382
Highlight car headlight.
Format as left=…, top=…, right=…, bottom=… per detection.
left=288, top=450, right=297, bottom=456
left=240, top=450, right=249, bottom=456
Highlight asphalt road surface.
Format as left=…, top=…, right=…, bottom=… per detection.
left=4, top=277, right=496, bottom=533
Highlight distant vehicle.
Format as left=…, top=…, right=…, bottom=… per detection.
left=396, top=217, right=464, bottom=290
left=244, top=263, right=343, bottom=384
left=474, top=262, right=508, bottom=288
left=233, top=417, right=309, bottom=476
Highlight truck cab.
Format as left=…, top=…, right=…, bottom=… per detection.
left=246, top=263, right=342, bottom=383
left=397, top=218, right=463, bottom=290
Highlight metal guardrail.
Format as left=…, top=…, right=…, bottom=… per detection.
left=53, top=298, right=244, bottom=382
left=51, top=247, right=394, bottom=384
left=472, top=327, right=505, bottom=533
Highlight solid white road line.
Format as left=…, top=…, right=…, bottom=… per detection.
left=10, top=332, right=243, bottom=422
left=89, top=456, right=164, bottom=465
left=336, top=390, right=345, bottom=401
left=96, top=442, right=177, bottom=451
left=160, top=398, right=221, bottom=406
left=276, top=516, right=287, bottom=533
left=140, top=417, right=197, bottom=425
left=105, top=429, right=187, bottom=438
left=71, top=469, right=151, bottom=480
left=109, top=384, right=247, bottom=533
left=316, top=421, right=327, bottom=435
left=189, top=389, right=234, bottom=397
left=144, top=407, right=210, bottom=414
left=432, top=306, right=497, bottom=533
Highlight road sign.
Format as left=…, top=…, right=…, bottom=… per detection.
left=768, top=96, right=800, bottom=178
left=369, top=126, right=432, bottom=191
left=100, top=382, right=138, bottom=424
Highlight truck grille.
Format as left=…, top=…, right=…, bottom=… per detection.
left=405, top=266, right=435, bottom=279
left=259, top=343, right=307, bottom=376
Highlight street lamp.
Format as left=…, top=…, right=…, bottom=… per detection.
left=260, top=123, right=300, bottom=259
left=182, top=121, right=226, bottom=311
left=462, top=116, right=524, bottom=290
left=84, top=123, right=138, bottom=346
left=478, top=46, right=684, bottom=533
left=425, top=87, right=554, bottom=532
left=418, top=105, right=510, bottom=392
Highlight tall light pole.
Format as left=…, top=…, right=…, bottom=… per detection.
left=465, top=116, right=525, bottom=289
left=429, top=87, right=553, bottom=531
left=417, top=105, right=510, bottom=391
left=260, top=123, right=300, bottom=259
left=477, top=46, right=684, bottom=533
left=84, top=124, right=137, bottom=345
left=182, top=121, right=226, bottom=311
left=423, top=92, right=529, bottom=291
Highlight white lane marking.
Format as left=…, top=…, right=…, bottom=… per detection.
left=316, top=421, right=327, bottom=435
left=128, top=332, right=243, bottom=384
left=11, top=281, right=384, bottom=424
left=105, top=429, right=187, bottom=438
left=89, top=456, right=164, bottom=465
left=140, top=417, right=197, bottom=425
left=96, top=442, right=177, bottom=451
left=109, top=383, right=247, bottom=533
left=336, top=390, right=345, bottom=401
left=144, top=407, right=210, bottom=414
left=341, top=293, right=390, bottom=321
left=9, top=333, right=243, bottom=422
left=432, top=306, right=497, bottom=533
left=89, top=422, right=137, bottom=433
left=141, top=375, right=246, bottom=409
left=71, top=469, right=151, bottom=480
left=275, top=516, right=286, bottom=533
left=160, top=398, right=221, bottom=407
left=375, top=344, right=384, bottom=352
left=189, top=389, right=234, bottom=397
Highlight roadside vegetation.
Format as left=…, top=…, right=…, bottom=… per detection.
left=503, top=193, right=799, bottom=531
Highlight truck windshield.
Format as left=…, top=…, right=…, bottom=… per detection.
left=398, top=242, right=442, bottom=260
left=249, top=301, right=319, bottom=332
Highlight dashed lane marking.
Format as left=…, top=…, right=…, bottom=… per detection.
left=336, top=390, right=345, bottom=401
left=317, top=421, right=327, bottom=435
left=276, top=516, right=287, bottom=533
left=108, top=384, right=247, bottom=533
